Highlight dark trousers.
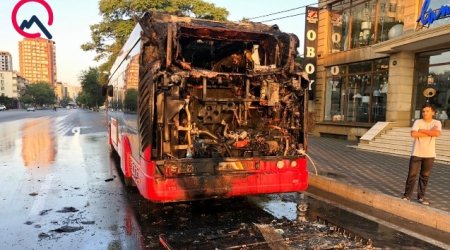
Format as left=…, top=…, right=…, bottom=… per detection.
left=403, top=156, right=434, bottom=199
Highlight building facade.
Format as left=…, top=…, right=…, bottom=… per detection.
left=0, top=71, right=27, bottom=99
left=312, top=0, right=450, bottom=140
left=55, top=81, right=81, bottom=103
left=0, top=52, right=13, bottom=71
left=18, top=38, right=57, bottom=87
left=66, top=85, right=81, bottom=101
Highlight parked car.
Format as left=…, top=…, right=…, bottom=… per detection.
left=0, top=105, right=6, bottom=111
left=27, top=107, right=36, bottom=112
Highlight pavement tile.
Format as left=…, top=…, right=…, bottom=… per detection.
left=307, top=136, right=450, bottom=212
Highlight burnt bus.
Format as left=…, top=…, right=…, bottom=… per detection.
left=106, top=12, right=309, bottom=202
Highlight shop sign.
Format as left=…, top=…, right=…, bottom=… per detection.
left=417, top=0, right=450, bottom=26
left=304, top=7, right=318, bottom=99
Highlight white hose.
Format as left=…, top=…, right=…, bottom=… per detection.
left=305, top=153, right=318, bottom=176
left=298, top=149, right=318, bottom=176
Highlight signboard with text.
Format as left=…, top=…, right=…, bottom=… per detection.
left=417, top=0, right=450, bottom=28
left=304, top=7, right=318, bottom=100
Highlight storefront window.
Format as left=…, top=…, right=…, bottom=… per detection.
left=330, top=0, right=404, bottom=53
left=330, top=0, right=351, bottom=52
left=415, top=50, right=450, bottom=126
left=347, top=73, right=372, bottom=122
left=325, top=65, right=347, bottom=121
left=377, top=0, right=404, bottom=42
left=348, top=61, right=371, bottom=73
left=325, top=58, right=389, bottom=123
left=350, top=0, right=376, bottom=48
left=372, top=59, right=389, bottom=122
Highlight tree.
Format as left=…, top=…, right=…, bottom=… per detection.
left=20, top=82, right=56, bottom=107
left=81, top=0, right=228, bottom=74
left=0, top=95, right=16, bottom=109
left=59, top=96, right=73, bottom=107
left=76, top=93, right=87, bottom=107
left=78, top=67, right=105, bottom=109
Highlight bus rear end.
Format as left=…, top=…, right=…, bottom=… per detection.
left=111, top=12, right=309, bottom=202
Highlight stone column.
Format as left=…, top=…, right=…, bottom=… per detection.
left=313, top=7, right=331, bottom=128
left=386, top=51, right=415, bottom=126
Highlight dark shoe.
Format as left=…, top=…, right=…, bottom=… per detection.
left=401, top=196, right=410, bottom=201
left=418, top=198, right=430, bottom=205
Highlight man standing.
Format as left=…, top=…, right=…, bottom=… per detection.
left=403, top=103, right=441, bottom=205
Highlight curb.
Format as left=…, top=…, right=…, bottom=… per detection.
left=308, top=175, right=450, bottom=234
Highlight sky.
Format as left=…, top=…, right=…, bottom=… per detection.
left=0, top=0, right=316, bottom=86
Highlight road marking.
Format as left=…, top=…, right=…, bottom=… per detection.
left=71, top=126, right=89, bottom=136
left=72, top=127, right=81, bottom=135
left=29, top=175, right=54, bottom=216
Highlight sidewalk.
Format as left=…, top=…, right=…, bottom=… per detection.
left=307, top=136, right=450, bottom=212
left=308, top=136, right=450, bottom=209
left=308, top=136, right=450, bottom=241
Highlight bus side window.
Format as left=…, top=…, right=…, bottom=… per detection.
left=101, top=84, right=108, bottom=96
left=101, top=85, right=114, bottom=97
left=107, top=85, right=114, bottom=97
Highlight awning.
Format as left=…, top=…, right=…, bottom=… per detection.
left=372, top=23, right=450, bottom=54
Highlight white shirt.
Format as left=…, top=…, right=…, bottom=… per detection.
left=411, top=119, right=442, bottom=158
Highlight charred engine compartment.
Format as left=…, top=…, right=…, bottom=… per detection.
left=139, top=12, right=308, bottom=160
left=156, top=74, right=307, bottom=160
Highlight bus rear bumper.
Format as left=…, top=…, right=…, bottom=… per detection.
left=134, top=160, right=308, bottom=202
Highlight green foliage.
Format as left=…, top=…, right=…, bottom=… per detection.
left=109, top=99, right=123, bottom=110
left=76, top=93, right=87, bottom=106
left=295, top=55, right=305, bottom=71
left=20, top=94, right=34, bottom=105
left=59, top=96, right=73, bottom=107
left=81, top=0, right=228, bottom=71
left=20, top=82, right=56, bottom=106
left=124, top=88, right=138, bottom=112
left=78, top=67, right=105, bottom=108
left=0, top=95, right=16, bottom=109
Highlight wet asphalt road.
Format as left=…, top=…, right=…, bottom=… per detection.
left=0, top=109, right=145, bottom=249
left=0, top=109, right=442, bottom=249
left=0, top=109, right=280, bottom=250
left=0, top=109, right=291, bottom=250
